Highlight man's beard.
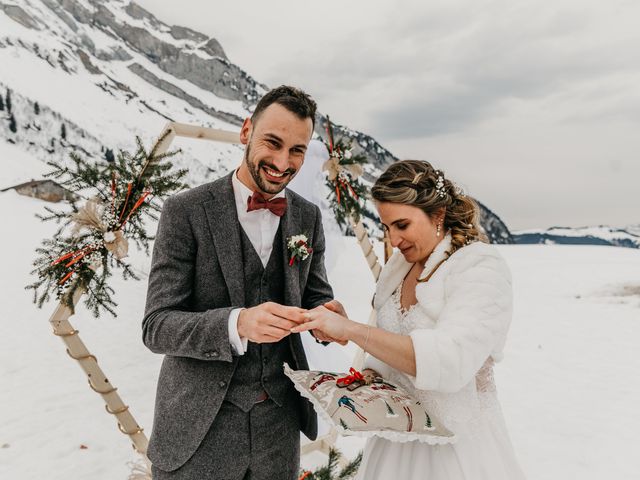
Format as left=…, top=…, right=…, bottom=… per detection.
left=244, top=139, right=297, bottom=195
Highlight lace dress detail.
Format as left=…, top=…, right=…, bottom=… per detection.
left=476, top=357, right=496, bottom=394
left=356, top=239, right=526, bottom=480
left=376, top=282, right=499, bottom=430
left=391, top=280, right=418, bottom=317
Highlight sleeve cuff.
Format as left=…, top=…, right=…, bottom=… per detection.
left=408, top=329, right=441, bottom=391
left=362, top=354, right=393, bottom=379
left=228, top=308, right=248, bottom=355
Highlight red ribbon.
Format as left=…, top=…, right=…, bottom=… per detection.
left=58, top=270, right=74, bottom=285
left=336, top=368, right=365, bottom=387
left=347, top=181, right=359, bottom=200
left=118, top=182, right=133, bottom=222
left=122, top=190, right=151, bottom=227
left=326, top=121, right=334, bottom=153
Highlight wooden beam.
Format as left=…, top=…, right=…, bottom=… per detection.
left=170, top=122, right=240, bottom=144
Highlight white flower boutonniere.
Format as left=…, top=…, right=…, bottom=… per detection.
left=287, top=234, right=313, bottom=266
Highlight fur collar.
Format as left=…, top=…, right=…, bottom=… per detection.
left=374, top=233, right=453, bottom=309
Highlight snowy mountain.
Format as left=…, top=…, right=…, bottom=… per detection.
left=513, top=225, right=640, bottom=249
left=0, top=0, right=391, bottom=180
left=0, top=0, right=512, bottom=242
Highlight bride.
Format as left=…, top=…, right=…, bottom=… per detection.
left=292, top=160, right=526, bottom=480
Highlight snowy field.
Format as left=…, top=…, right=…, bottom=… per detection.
left=1, top=186, right=639, bottom=479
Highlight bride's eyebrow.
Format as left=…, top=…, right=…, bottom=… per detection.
left=381, top=218, right=409, bottom=229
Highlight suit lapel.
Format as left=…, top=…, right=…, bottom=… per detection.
left=281, top=189, right=302, bottom=307
left=204, top=173, right=246, bottom=307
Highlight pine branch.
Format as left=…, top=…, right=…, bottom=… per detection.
left=338, top=451, right=362, bottom=479
left=27, top=135, right=188, bottom=318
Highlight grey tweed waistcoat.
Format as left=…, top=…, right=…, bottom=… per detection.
left=224, top=224, right=296, bottom=412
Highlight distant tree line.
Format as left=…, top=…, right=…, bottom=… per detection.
left=1, top=87, right=74, bottom=142
left=2, top=88, right=16, bottom=133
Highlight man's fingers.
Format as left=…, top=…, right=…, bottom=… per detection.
left=260, top=326, right=290, bottom=342
left=268, top=315, right=299, bottom=331
left=291, top=320, right=317, bottom=333
left=267, top=303, right=307, bottom=323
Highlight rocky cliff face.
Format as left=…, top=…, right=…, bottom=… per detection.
left=478, top=201, right=515, bottom=244
left=51, top=0, right=265, bottom=104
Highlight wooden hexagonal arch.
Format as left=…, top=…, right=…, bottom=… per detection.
left=45, top=121, right=384, bottom=475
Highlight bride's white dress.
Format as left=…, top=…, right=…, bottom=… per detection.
left=356, top=237, right=526, bottom=480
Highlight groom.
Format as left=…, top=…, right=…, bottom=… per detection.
left=142, top=85, right=334, bottom=479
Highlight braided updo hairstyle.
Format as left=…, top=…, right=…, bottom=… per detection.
left=371, top=160, right=486, bottom=254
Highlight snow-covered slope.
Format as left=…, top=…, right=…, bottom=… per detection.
left=0, top=0, right=398, bottom=186
left=0, top=0, right=250, bottom=186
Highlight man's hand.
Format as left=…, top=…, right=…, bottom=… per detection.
left=238, top=302, right=306, bottom=344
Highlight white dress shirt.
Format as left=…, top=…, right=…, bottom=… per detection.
left=227, top=170, right=286, bottom=355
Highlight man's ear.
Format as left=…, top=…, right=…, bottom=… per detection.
left=240, top=117, right=252, bottom=145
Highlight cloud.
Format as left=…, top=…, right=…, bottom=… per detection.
left=260, top=0, right=640, bottom=143
left=135, top=0, right=640, bottom=228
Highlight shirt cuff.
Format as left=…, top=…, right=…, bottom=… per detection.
left=228, top=308, right=249, bottom=355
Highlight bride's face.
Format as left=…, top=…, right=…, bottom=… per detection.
left=376, top=201, right=444, bottom=265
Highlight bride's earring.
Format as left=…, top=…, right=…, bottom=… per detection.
left=436, top=222, right=441, bottom=237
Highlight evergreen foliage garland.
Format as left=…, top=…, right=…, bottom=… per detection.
left=26, top=133, right=188, bottom=317
left=322, top=118, right=369, bottom=231
left=299, top=448, right=362, bottom=480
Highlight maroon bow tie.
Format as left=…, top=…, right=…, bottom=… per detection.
left=247, top=191, right=287, bottom=217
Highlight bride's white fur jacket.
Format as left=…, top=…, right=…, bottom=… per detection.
left=364, top=233, right=513, bottom=396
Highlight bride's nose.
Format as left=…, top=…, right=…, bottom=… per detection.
left=388, top=231, right=402, bottom=248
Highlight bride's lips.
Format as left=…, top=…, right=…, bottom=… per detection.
left=262, top=165, right=289, bottom=183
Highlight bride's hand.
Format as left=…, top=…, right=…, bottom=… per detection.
left=311, top=329, right=347, bottom=346
left=291, top=306, right=351, bottom=343
left=323, top=299, right=348, bottom=318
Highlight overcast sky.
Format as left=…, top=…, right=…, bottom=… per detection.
left=136, top=0, right=640, bottom=230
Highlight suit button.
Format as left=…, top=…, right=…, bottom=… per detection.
left=263, top=357, right=268, bottom=364
left=204, top=352, right=211, bottom=358
left=211, top=351, right=219, bottom=358
left=218, top=381, right=227, bottom=388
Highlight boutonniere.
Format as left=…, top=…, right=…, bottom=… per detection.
left=287, top=234, right=313, bottom=266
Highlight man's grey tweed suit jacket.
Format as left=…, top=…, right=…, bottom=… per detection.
left=142, top=172, right=333, bottom=471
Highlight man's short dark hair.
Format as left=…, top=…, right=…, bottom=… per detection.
left=252, top=85, right=317, bottom=129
